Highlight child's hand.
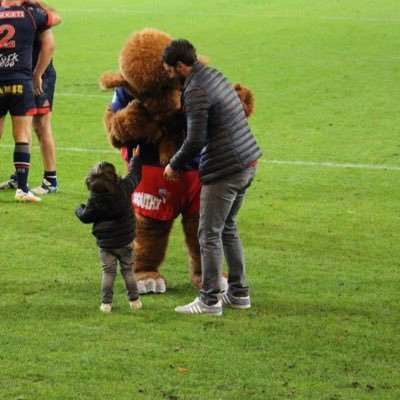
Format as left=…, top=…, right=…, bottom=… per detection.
left=132, top=145, right=140, bottom=158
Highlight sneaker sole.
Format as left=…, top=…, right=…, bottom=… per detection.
left=223, top=303, right=251, bottom=309
left=175, top=310, right=222, bottom=316
left=174, top=307, right=222, bottom=316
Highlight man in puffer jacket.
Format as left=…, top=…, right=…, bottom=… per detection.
left=162, top=39, right=262, bottom=316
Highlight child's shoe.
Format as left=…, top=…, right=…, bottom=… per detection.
left=100, top=303, right=112, bottom=313
left=129, top=299, right=142, bottom=311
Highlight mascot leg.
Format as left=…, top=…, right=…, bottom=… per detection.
left=134, top=214, right=173, bottom=294
left=181, top=213, right=202, bottom=288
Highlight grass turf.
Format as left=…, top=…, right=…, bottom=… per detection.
left=0, top=0, right=399, bottom=399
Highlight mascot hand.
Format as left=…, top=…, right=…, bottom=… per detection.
left=104, top=106, right=125, bottom=148
left=99, top=71, right=128, bottom=90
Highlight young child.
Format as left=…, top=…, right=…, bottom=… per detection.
left=75, top=146, right=142, bottom=313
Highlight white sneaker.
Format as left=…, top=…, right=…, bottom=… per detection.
left=15, top=189, right=41, bottom=203
left=175, top=297, right=222, bottom=316
left=100, top=303, right=112, bottom=313
left=220, top=291, right=251, bottom=309
left=129, top=299, right=143, bottom=311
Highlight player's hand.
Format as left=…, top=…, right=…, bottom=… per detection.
left=33, top=74, right=43, bottom=95
left=132, top=145, right=140, bottom=157
left=163, top=164, right=179, bottom=181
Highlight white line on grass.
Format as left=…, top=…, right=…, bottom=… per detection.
left=0, top=144, right=117, bottom=154
left=1, top=144, right=398, bottom=171
left=58, top=93, right=109, bottom=98
left=57, top=9, right=400, bottom=23
left=267, top=159, right=400, bottom=171
left=57, top=146, right=118, bottom=154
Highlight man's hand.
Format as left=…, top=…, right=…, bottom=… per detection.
left=163, top=164, right=179, bottom=181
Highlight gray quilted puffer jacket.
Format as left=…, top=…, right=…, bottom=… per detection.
left=170, top=62, right=262, bottom=184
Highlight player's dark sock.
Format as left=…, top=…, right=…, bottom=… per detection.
left=14, top=142, right=30, bottom=192
left=44, top=170, right=57, bottom=187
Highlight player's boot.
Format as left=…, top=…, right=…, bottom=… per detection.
left=0, top=175, right=18, bottom=190
left=31, top=179, right=58, bottom=195
left=15, top=189, right=42, bottom=203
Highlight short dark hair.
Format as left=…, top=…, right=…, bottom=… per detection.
left=162, top=39, right=197, bottom=67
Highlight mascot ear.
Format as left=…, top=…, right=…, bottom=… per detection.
left=99, top=72, right=127, bottom=90
left=234, top=83, right=255, bottom=118
left=197, top=55, right=209, bottom=65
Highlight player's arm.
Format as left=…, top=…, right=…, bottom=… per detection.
left=33, top=29, right=55, bottom=95
left=27, top=1, right=62, bottom=26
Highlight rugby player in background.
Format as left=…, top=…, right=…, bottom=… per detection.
left=0, top=0, right=60, bottom=196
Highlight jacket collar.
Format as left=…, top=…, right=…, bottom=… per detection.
left=183, top=61, right=204, bottom=90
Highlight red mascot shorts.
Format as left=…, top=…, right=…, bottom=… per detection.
left=133, top=165, right=201, bottom=221
left=121, top=148, right=201, bottom=221
left=122, top=147, right=201, bottom=221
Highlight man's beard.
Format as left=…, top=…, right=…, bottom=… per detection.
left=179, top=75, right=186, bottom=85
left=175, top=71, right=186, bottom=86
left=171, top=73, right=185, bottom=87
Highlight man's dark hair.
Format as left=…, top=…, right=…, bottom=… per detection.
left=162, top=39, right=197, bottom=67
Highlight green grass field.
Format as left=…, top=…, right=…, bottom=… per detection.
left=0, top=0, right=399, bottom=399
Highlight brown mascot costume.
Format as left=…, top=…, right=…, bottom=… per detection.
left=99, top=28, right=254, bottom=294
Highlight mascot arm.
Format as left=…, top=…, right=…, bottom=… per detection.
left=103, top=100, right=162, bottom=147
left=103, top=105, right=125, bottom=148
left=158, top=135, right=178, bottom=166
left=100, top=71, right=129, bottom=91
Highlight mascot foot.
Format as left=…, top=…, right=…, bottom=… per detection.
left=137, top=278, right=166, bottom=294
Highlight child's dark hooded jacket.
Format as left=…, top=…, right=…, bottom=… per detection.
left=75, top=157, right=141, bottom=248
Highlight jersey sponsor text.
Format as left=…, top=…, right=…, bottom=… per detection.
left=0, top=11, right=25, bottom=19
left=0, top=83, right=22, bottom=95
left=0, top=52, right=18, bottom=67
